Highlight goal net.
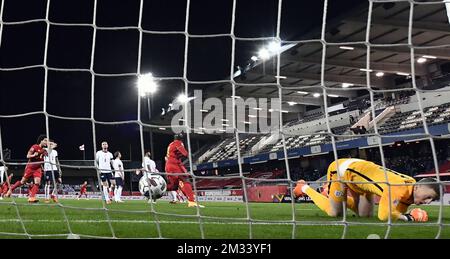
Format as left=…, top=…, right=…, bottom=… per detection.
left=0, top=0, right=449, bottom=239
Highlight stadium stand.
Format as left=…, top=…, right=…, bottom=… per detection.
left=203, top=135, right=261, bottom=163
left=375, top=102, right=450, bottom=134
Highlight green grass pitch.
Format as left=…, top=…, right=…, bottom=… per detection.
left=0, top=199, right=449, bottom=239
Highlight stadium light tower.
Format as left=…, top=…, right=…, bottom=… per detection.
left=137, top=72, right=159, bottom=157
left=177, top=93, right=196, bottom=103
left=257, top=41, right=282, bottom=75
left=267, top=41, right=281, bottom=53
left=177, top=94, right=189, bottom=103
left=137, top=73, right=159, bottom=121
left=258, top=41, right=281, bottom=61
left=137, top=73, right=158, bottom=97
left=258, top=48, right=271, bottom=61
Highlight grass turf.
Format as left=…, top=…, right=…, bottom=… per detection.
left=0, top=199, right=449, bottom=239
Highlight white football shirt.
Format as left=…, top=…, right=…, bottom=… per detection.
left=96, top=150, right=113, bottom=173
left=44, top=148, right=58, bottom=171
left=112, top=158, right=124, bottom=178
left=142, top=157, right=157, bottom=173
left=0, top=166, right=5, bottom=184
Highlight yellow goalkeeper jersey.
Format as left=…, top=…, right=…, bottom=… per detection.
left=327, top=158, right=416, bottom=220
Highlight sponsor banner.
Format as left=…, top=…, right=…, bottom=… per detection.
left=218, top=159, right=238, bottom=167
left=245, top=153, right=270, bottom=164
left=199, top=190, right=233, bottom=196
left=247, top=185, right=289, bottom=202
left=196, top=163, right=213, bottom=170
left=296, top=196, right=312, bottom=203
left=310, top=145, right=321, bottom=154
left=231, top=189, right=243, bottom=196
left=269, top=153, right=277, bottom=160
left=12, top=194, right=148, bottom=200
left=272, top=194, right=312, bottom=203
left=10, top=194, right=244, bottom=202
left=193, top=189, right=243, bottom=197
left=197, top=196, right=243, bottom=202
left=366, top=136, right=380, bottom=146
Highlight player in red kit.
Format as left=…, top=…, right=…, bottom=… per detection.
left=165, top=133, right=204, bottom=208
left=1, top=172, right=12, bottom=199
left=5, top=135, right=48, bottom=203
left=78, top=181, right=88, bottom=200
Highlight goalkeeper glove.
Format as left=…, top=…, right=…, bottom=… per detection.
left=404, top=208, right=428, bottom=222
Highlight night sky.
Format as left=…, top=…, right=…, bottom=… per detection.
left=0, top=0, right=366, bottom=165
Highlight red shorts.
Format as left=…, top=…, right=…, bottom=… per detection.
left=165, top=163, right=189, bottom=191
left=80, top=189, right=86, bottom=194
left=166, top=174, right=190, bottom=191
left=1, top=184, right=8, bottom=194
left=165, top=162, right=187, bottom=173
left=23, top=166, right=43, bottom=180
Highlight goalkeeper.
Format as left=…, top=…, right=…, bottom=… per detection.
left=294, top=158, right=440, bottom=222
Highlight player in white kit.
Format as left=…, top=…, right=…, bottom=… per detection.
left=0, top=165, right=6, bottom=200
left=0, top=165, right=5, bottom=185
left=95, top=141, right=115, bottom=204
left=139, top=152, right=158, bottom=203
left=44, top=141, right=61, bottom=203
left=112, top=151, right=125, bottom=203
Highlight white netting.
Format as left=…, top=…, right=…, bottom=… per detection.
left=0, top=0, right=449, bottom=239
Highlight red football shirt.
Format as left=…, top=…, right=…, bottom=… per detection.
left=27, top=144, right=46, bottom=170
left=1, top=175, right=12, bottom=188
left=166, top=140, right=188, bottom=164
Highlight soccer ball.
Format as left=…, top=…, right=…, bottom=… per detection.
left=139, top=173, right=167, bottom=200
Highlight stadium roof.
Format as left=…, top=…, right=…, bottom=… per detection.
left=233, top=1, right=450, bottom=104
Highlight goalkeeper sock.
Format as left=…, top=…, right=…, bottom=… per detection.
left=102, top=186, right=110, bottom=201
left=304, top=186, right=333, bottom=216
left=179, top=181, right=195, bottom=202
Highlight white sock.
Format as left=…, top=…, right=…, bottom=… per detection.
left=170, top=191, right=177, bottom=201
left=44, top=184, right=48, bottom=199
left=117, top=186, right=122, bottom=201
left=52, top=184, right=57, bottom=196
left=103, top=186, right=110, bottom=201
